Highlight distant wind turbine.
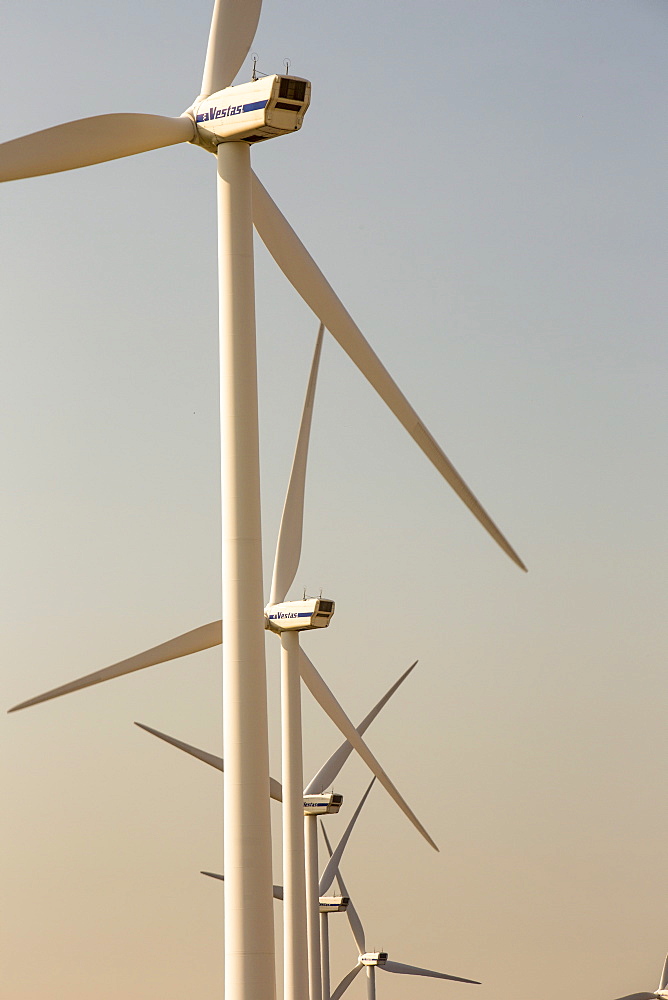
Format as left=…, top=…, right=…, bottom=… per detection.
left=321, top=825, right=480, bottom=1000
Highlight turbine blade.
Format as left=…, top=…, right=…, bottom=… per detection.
left=382, top=959, right=480, bottom=984
left=330, top=964, right=363, bottom=1000
left=201, top=871, right=284, bottom=899
left=304, top=660, right=417, bottom=794
left=200, top=0, right=263, bottom=97
left=660, top=954, right=668, bottom=992
left=299, top=649, right=438, bottom=851
left=345, top=901, right=367, bottom=962
left=319, top=778, right=375, bottom=896
left=251, top=173, right=527, bottom=573
left=321, top=826, right=366, bottom=955
left=135, top=722, right=282, bottom=802
left=8, top=621, right=222, bottom=712
left=137, top=722, right=224, bottom=770
left=0, top=114, right=194, bottom=183
left=269, top=323, right=325, bottom=605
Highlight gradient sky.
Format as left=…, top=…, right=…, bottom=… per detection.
left=1, top=1, right=667, bottom=998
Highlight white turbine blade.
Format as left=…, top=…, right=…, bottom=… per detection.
left=8, top=621, right=222, bottom=712
left=201, top=871, right=284, bottom=899
left=0, top=114, right=194, bottom=183
left=319, top=779, right=375, bottom=896
left=269, top=323, right=325, bottom=606
left=304, top=660, right=417, bottom=794
left=299, top=649, right=438, bottom=851
left=331, top=964, right=363, bottom=1000
left=137, top=722, right=224, bottom=770
left=251, top=173, right=527, bottom=573
left=200, top=0, right=263, bottom=98
left=321, top=826, right=366, bottom=955
left=383, top=960, right=480, bottom=984
left=659, top=954, right=668, bottom=992
left=135, top=722, right=282, bottom=802
left=344, top=900, right=366, bottom=959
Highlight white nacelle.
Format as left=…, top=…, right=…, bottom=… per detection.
left=303, top=793, right=343, bottom=815
left=193, top=75, right=311, bottom=149
left=361, top=953, right=388, bottom=967
left=319, top=895, right=349, bottom=913
left=265, top=597, right=335, bottom=633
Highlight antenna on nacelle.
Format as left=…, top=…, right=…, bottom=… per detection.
left=284, top=58, right=291, bottom=74
left=252, top=53, right=258, bottom=80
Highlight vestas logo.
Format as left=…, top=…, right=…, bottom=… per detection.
left=268, top=611, right=310, bottom=620
left=196, top=99, right=268, bottom=124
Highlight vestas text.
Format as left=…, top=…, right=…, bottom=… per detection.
left=196, top=99, right=268, bottom=124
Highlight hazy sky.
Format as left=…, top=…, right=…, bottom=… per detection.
left=1, top=1, right=666, bottom=998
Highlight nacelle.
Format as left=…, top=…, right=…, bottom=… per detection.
left=303, top=792, right=343, bottom=815
left=361, top=953, right=388, bottom=967
left=265, top=597, right=335, bottom=633
left=319, top=895, right=349, bottom=913
left=193, top=75, right=311, bottom=149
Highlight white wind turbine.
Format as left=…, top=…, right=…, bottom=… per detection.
left=135, top=657, right=419, bottom=1000
left=263, top=324, right=434, bottom=999
left=300, top=662, right=416, bottom=1000
left=612, top=953, right=668, bottom=1000
left=315, top=781, right=375, bottom=1000
left=3, top=1, right=526, bottom=996
left=320, top=825, right=480, bottom=1000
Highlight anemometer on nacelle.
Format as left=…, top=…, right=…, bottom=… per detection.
left=192, top=75, right=311, bottom=148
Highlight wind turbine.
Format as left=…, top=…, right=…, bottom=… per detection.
left=263, top=323, right=434, bottom=999
left=135, top=657, right=419, bottom=1000
left=3, top=0, right=526, bottom=996
left=300, top=661, right=417, bottom=1000
left=321, top=825, right=480, bottom=1000
left=611, top=953, right=668, bottom=1000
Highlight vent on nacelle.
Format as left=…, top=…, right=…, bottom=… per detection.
left=279, top=78, right=307, bottom=102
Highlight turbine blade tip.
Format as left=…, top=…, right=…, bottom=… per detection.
left=8, top=697, right=37, bottom=713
